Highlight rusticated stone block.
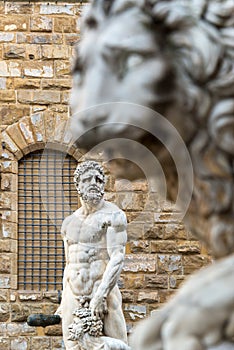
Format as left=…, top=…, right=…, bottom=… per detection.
left=30, top=112, right=46, bottom=143
left=145, top=223, right=187, bottom=240
left=0, top=15, right=28, bottom=32
left=0, top=238, right=14, bottom=252
left=3, top=44, right=25, bottom=59
left=0, top=276, right=11, bottom=289
left=43, top=291, right=60, bottom=304
left=18, top=90, right=60, bottom=105
left=2, top=131, right=23, bottom=157
left=64, top=33, right=80, bottom=46
left=130, top=240, right=149, bottom=253
left=12, top=78, right=40, bottom=90
left=144, top=275, right=168, bottom=289
left=116, top=193, right=147, bottom=211
left=157, top=254, right=182, bottom=274
left=137, top=291, right=159, bottom=303
left=41, top=79, right=71, bottom=90
left=0, top=90, right=15, bottom=102
left=7, top=323, right=35, bottom=337
left=11, top=304, right=30, bottom=322
left=177, top=241, right=201, bottom=254
left=118, top=275, right=144, bottom=289
left=0, top=337, right=10, bottom=350
left=61, top=91, right=70, bottom=104
left=183, top=255, right=212, bottom=274
left=0, top=255, right=11, bottom=274
left=44, top=111, right=55, bottom=141
left=0, top=291, right=9, bottom=302
left=158, top=290, right=174, bottom=303
left=123, top=254, right=156, bottom=273
left=10, top=337, right=28, bottom=350
left=18, top=116, right=35, bottom=145
left=150, top=240, right=179, bottom=254
left=6, top=124, right=28, bottom=151
left=22, top=62, right=53, bottom=78
left=124, top=304, right=147, bottom=321
left=54, top=61, right=71, bottom=77
left=0, top=77, right=6, bottom=89
left=126, top=211, right=153, bottom=224
left=0, top=33, right=14, bottom=43
left=0, top=193, right=16, bottom=211
left=0, top=304, right=10, bottom=322
left=1, top=160, right=18, bottom=174
left=51, top=337, right=64, bottom=349
left=41, top=45, right=70, bottom=60
left=30, top=337, right=51, bottom=349
left=18, top=291, right=43, bottom=302
left=30, top=33, right=63, bottom=45
left=44, top=324, right=62, bottom=336
left=42, top=303, right=58, bottom=315
left=1, top=104, right=30, bottom=125
left=39, top=4, right=74, bottom=15
left=53, top=115, right=68, bottom=142
left=169, top=275, right=185, bottom=289
left=30, top=16, right=53, bottom=32
left=5, top=3, right=33, bottom=14
left=1, top=173, right=17, bottom=192
left=1, top=174, right=11, bottom=191
left=1, top=210, right=17, bottom=223
left=121, top=291, right=137, bottom=303
left=54, top=16, right=77, bottom=33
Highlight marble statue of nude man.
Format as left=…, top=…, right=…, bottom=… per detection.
left=58, top=161, right=130, bottom=350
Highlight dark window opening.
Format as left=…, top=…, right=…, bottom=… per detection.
left=18, top=149, right=78, bottom=291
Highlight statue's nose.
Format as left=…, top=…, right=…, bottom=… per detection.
left=90, top=177, right=96, bottom=184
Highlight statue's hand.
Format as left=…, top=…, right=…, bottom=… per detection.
left=90, top=295, right=108, bottom=319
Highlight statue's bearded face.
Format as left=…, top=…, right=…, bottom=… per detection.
left=76, top=169, right=105, bottom=204
left=71, top=5, right=175, bottom=146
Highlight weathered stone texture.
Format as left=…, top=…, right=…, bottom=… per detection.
left=0, top=1, right=212, bottom=347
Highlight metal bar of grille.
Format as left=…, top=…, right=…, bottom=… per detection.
left=18, top=149, right=78, bottom=291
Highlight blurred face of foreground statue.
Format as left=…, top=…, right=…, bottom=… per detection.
left=70, top=1, right=234, bottom=350
left=59, top=161, right=130, bottom=350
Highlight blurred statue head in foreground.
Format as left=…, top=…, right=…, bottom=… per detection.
left=71, top=0, right=234, bottom=259
left=70, top=3, right=234, bottom=348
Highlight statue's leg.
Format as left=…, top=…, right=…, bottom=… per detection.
left=104, top=286, right=128, bottom=343
left=61, top=283, right=80, bottom=349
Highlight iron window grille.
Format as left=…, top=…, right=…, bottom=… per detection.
left=18, top=149, right=78, bottom=291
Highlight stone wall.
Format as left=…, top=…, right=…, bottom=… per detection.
left=0, top=2, right=211, bottom=349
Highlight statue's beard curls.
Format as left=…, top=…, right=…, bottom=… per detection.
left=78, top=186, right=104, bottom=204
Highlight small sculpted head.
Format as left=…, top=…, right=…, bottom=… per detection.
left=74, top=161, right=106, bottom=205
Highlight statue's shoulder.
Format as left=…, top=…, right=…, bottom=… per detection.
left=61, top=213, right=75, bottom=236
left=104, top=201, right=127, bottom=227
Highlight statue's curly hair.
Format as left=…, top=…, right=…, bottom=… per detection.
left=73, top=161, right=106, bottom=186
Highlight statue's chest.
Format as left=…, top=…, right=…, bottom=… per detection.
left=66, top=212, right=111, bottom=245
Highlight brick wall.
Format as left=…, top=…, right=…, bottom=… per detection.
left=0, top=2, right=211, bottom=349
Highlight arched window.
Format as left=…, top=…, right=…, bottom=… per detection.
left=18, top=149, right=78, bottom=291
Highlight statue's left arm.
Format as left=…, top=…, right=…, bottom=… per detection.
left=90, top=210, right=127, bottom=318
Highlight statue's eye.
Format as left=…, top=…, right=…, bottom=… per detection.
left=96, top=176, right=103, bottom=184
left=73, top=72, right=82, bottom=87
left=118, top=53, right=144, bottom=79
left=125, top=54, right=144, bottom=71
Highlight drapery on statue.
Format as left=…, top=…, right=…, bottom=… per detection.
left=70, top=0, right=234, bottom=349
left=57, top=161, right=130, bottom=350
